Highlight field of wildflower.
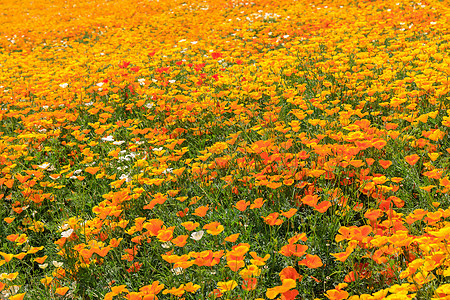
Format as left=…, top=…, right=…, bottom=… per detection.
left=0, top=0, right=449, bottom=299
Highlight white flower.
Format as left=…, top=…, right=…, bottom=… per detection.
left=113, top=140, right=126, bottom=145
left=1, top=285, right=19, bottom=297
left=120, top=152, right=137, bottom=161
left=161, top=241, right=173, bottom=249
left=190, top=230, right=204, bottom=241
left=61, top=228, right=74, bottom=238
left=119, top=174, right=131, bottom=182
left=123, top=154, right=134, bottom=161
left=22, top=244, right=31, bottom=252
left=145, top=102, right=154, bottom=109
left=52, top=261, right=64, bottom=268
left=59, top=83, right=68, bottom=88
left=37, top=162, right=51, bottom=170
left=168, top=80, right=176, bottom=84
left=152, top=147, right=164, bottom=152
left=171, top=267, right=184, bottom=275
left=49, top=174, right=60, bottom=180
left=84, top=101, right=94, bottom=106
left=96, top=82, right=104, bottom=87
left=138, top=78, right=146, bottom=86
left=101, top=135, right=114, bottom=142
left=38, top=263, right=48, bottom=269
left=59, top=223, right=69, bottom=230
left=37, top=162, right=55, bottom=171
left=162, top=168, right=173, bottom=174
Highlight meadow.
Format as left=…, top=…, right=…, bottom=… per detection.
left=0, top=0, right=449, bottom=299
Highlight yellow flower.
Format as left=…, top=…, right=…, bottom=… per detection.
left=217, top=280, right=238, bottom=292
left=184, top=282, right=201, bottom=293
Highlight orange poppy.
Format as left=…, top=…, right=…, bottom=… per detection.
left=183, top=282, right=201, bottom=293
left=172, top=235, right=188, bottom=247
left=4, top=217, right=14, bottom=224
left=0, top=252, right=14, bottom=263
left=192, top=205, right=209, bottom=217
left=163, top=284, right=185, bottom=297
left=325, top=289, right=349, bottom=300
left=279, top=244, right=308, bottom=257
left=266, top=279, right=296, bottom=299
left=331, top=247, right=354, bottom=262
left=250, top=198, right=266, bottom=209
left=181, top=221, right=199, bottom=231
left=55, top=287, right=70, bottom=296
left=281, top=208, right=297, bottom=219
left=203, top=222, right=224, bottom=235
left=262, top=212, right=283, bottom=226
left=217, top=280, right=238, bottom=292
left=365, top=158, right=375, bottom=166
left=378, top=160, right=392, bottom=169
left=301, top=195, right=319, bottom=207
left=315, top=201, right=332, bottom=213
left=234, top=200, right=250, bottom=211
left=281, top=289, right=299, bottom=300
left=224, top=233, right=240, bottom=243
left=33, top=256, right=48, bottom=264
left=288, top=233, right=307, bottom=244
left=8, top=293, right=26, bottom=300
left=85, top=166, right=100, bottom=175
left=242, top=278, right=257, bottom=291
left=405, top=154, right=420, bottom=166
left=157, top=227, right=175, bottom=242
left=364, top=209, right=383, bottom=221
left=227, top=260, right=245, bottom=271
left=298, top=254, right=323, bottom=268
left=249, top=252, right=270, bottom=266
left=280, top=266, right=301, bottom=281
left=143, top=219, right=164, bottom=236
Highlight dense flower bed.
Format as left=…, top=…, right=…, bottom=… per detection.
left=0, top=0, right=449, bottom=299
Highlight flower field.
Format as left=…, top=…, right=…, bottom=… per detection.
left=0, top=0, right=449, bottom=299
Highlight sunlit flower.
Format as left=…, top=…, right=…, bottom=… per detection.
left=61, top=229, right=74, bottom=238
left=203, top=221, right=224, bottom=235
left=190, top=230, right=204, bottom=241
left=217, top=280, right=238, bottom=292
left=102, top=135, right=114, bottom=142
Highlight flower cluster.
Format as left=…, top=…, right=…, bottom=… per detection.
left=0, top=0, right=449, bottom=299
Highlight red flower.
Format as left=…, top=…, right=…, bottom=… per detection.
left=127, top=262, right=142, bottom=273
left=118, top=61, right=130, bottom=69
left=405, top=154, right=420, bottom=166
left=211, top=52, right=223, bottom=59
left=242, top=278, right=257, bottom=291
